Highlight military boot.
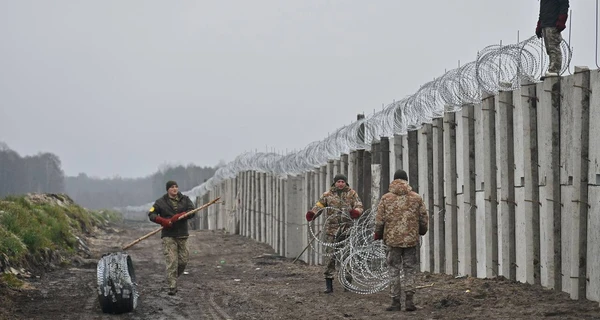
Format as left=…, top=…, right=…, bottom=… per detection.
left=405, top=292, right=416, bottom=311
left=324, top=278, right=333, bottom=294
left=385, top=297, right=401, bottom=311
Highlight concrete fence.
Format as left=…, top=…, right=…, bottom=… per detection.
left=193, top=68, right=600, bottom=303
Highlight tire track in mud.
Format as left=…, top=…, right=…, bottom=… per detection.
left=184, top=288, right=231, bottom=320
left=208, top=290, right=232, bottom=319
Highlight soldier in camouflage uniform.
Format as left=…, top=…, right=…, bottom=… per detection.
left=535, top=0, right=569, bottom=77
left=374, top=170, right=428, bottom=312
left=148, top=180, right=196, bottom=296
left=306, top=173, right=363, bottom=293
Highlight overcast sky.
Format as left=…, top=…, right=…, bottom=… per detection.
left=1, top=1, right=597, bottom=178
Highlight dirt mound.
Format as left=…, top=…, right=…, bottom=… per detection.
left=24, top=193, right=76, bottom=207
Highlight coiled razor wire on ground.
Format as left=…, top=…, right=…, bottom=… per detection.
left=308, top=207, right=390, bottom=294
left=122, top=36, right=571, bottom=213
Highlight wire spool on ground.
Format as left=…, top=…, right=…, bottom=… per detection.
left=97, top=252, right=138, bottom=314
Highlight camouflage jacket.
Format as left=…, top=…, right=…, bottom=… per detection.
left=311, top=186, right=363, bottom=236
left=375, top=179, right=428, bottom=248
left=148, top=192, right=196, bottom=238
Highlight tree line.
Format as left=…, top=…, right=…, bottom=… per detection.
left=0, top=142, right=65, bottom=197
left=65, top=165, right=216, bottom=210
left=0, top=142, right=217, bottom=210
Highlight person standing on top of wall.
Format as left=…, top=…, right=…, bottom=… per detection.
left=535, top=0, right=569, bottom=77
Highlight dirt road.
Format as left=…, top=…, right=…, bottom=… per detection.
left=5, top=221, right=600, bottom=319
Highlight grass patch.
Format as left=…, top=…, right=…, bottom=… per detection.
left=0, top=274, right=23, bottom=289
left=0, top=194, right=122, bottom=264
left=0, top=225, right=27, bottom=260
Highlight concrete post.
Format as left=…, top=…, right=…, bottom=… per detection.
left=371, top=141, right=381, bottom=207
left=356, top=149, right=365, bottom=204
left=266, top=173, right=272, bottom=246
left=341, top=154, right=349, bottom=177
left=392, top=134, right=404, bottom=178
left=363, top=150, right=372, bottom=210
left=518, top=82, right=541, bottom=284
left=483, top=93, right=499, bottom=278
left=244, top=171, right=250, bottom=237
left=567, top=66, right=590, bottom=299
left=303, top=171, right=313, bottom=264
left=327, top=160, right=334, bottom=188
left=408, top=130, right=419, bottom=193
left=261, top=172, right=267, bottom=243
left=418, top=124, right=434, bottom=272
left=586, top=70, right=600, bottom=302
left=537, top=77, right=562, bottom=290
left=251, top=171, right=257, bottom=240
left=497, top=90, right=516, bottom=281
left=461, top=104, right=477, bottom=277
left=433, top=117, right=445, bottom=273
left=279, top=178, right=286, bottom=255
left=443, top=112, right=458, bottom=275
left=380, top=137, right=391, bottom=198
left=285, top=176, right=304, bottom=258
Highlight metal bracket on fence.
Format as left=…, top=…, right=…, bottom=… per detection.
left=573, top=84, right=593, bottom=94
left=520, top=94, right=540, bottom=103
left=463, top=201, right=478, bottom=209
left=445, top=202, right=460, bottom=209
left=524, top=199, right=542, bottom=206
left=498, top=100, right=515, bottom=108
left=484, top=197, right=499, bottom=205
left=500, top=198, right=518, bottom=207
left=571, top=199, right=592, bottom=208
left=545, top=198, right=564, bottom=207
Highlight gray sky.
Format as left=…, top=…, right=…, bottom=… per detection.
left=1, top=1, right=597, bottom=178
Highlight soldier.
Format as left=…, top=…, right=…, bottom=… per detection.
left=305, top=173, right=363, bottom=293
left=535, top=0, right=569, bottom=77
left=148, top=180, right=196, bottom=296
left=374, top=169, right=428, bottom=312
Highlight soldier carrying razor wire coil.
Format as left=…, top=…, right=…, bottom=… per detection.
left=305, top=173, right=363, bottom=294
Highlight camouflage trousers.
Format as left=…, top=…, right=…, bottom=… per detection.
left=543, top=27, right=563, bottom=73
left=387, top=246, right=418, bottom=298
left=323, top=232, right=351, bottom=280
left=162, top=237, right=189, bottom=289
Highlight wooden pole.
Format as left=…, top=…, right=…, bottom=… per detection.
left=121, top=197, right=221, bottom=250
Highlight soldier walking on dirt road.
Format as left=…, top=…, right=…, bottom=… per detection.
left=148, top=180, right=196, bottom=296
left=306, top=173, right=363, bottom=294
left=374, top=170, right=428, bottom=312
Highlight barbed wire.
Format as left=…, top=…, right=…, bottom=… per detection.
left=121, top=36, right=571, bottom=214
left=307, top=207, right=390, bottom=294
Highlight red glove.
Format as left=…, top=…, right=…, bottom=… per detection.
left=306, top=211, right=315, bottom=221
left=556, top=14, right=568, bottom=32
left=349, top=209, right=360, bottom=219
left=535, top=20, right=542, bottom=38
left=171, top=213, right=185, bottom=223
left=374, top=232, right=382, bottom=240
left=155, top=216, right=172, bottom=229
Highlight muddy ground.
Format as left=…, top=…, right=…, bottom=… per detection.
left=2, top=220, right=600, bottom=320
